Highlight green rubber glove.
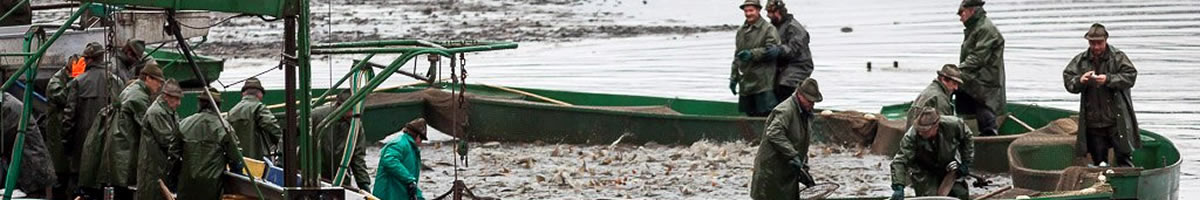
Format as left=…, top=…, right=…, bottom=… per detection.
left=736, top=50, right=753, bottom=62
left=728, top=80, right=738, bottom=95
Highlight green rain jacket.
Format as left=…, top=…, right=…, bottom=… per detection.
left=891, top=116, right=975, bottom=197
left=43, top=67, right=71, bottom=178
left=135, top=97, right=181, bottom=200
left=313, top=104, right=371, bottom=189
left=178, top=109, right=244, bottom=200
left=958, top=10, right=1006, bottom=114
left=750, top=95, right=812, bottom=200
left=228, top=95, right=283, bottom=160
left=372, top=133, right=424, bottom=200
left=732, top=18, right=781, bottom=95
left=906, top=80, right=955, bottom=130
left=1062, top=45, right=1140, bottom=156
left=98, top=79, right=153, bottom=187
left=71, top=63, right=124, bottom=188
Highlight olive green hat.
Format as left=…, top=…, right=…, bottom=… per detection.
left=242, top=77, right=265, bottom=93
left=1084, top=23, right=1108, bottom=41
left=141, top=61, right=165, bottom=80
left=161, top=79, right=183, bottom=97
left=914, top=106, right=941, bottom=132
left=937, top=64, right=963, bottom=83
left=797, top=78, right=822, bottom=103
left=739, top=0, right=762, bottom=9
left=199, top=88, right=222, bottom=103
left=405, top=118, right=428, bottom=140
left=83, top=42, right=104, bottom=58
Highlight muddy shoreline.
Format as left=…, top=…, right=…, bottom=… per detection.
left=364, top=140, right=1012, bottom=199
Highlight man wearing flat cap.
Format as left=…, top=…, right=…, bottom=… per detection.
left=906, top=64, right=963, bottom=130
left=228, top=77, right=284, bottom=160
left=373, top=118, right=428, bottom=200
left=955, top=0, right=1006, bottom=136
left=96, top=60, right=167, bottom=197
left=751, top=78, right=821, bottom=200
left=890, top=107, right=975, bottom=199
left=731, top=0, right=783, bottom=117
left=1063, top=23, right=1140, bottom=167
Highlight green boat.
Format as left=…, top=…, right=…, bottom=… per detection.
left=879, top=102, right=1073, bottom=173
left=147, top=49, right=225, bottom=88
left=877, top=102, right=1180, bottom=199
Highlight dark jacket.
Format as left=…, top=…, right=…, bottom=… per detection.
left=1062, top=45, right=1140, bottom=156
left=891, top=116, right=975, bottom=196
left=135, top=97, right=181, bottom=200
left=958, top=10, right=1006, bottom=114
left=750, top=95, right=811, bottom=200
left=906, top=80, right=955, bottom=130
left=773, top=14, right=814, bottom=88
left=732, top=18, right=781, bottom=95
left=228, top=95, right=283, bottom=160
left=66, top=62, right=123, bottom=175
left=0, top=93, right=57, bottom=191
left=178, top=109, right=243, bottom=200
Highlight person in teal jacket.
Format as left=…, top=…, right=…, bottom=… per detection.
left=373, top=118, right=428, bottom=200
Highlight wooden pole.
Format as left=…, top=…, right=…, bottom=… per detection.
left=482, top=84, right=573, bottom=106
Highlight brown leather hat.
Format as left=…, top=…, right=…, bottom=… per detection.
left=405, top=118, right=428, bottom=140
left=1085, top=23, right=1108, bottom=41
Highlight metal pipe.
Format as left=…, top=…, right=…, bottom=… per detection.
left=310, top=54, right=375, bottom=108
left=310, top=43, right=518, bottom=55
left=356, top=59, right=431, bottom=83
left=282, top=16, right=299, bottom=187
left=297, top=0, right=317, bottom=187
left=312, top=40, right=512, bottom=49
left=3, top=4, right=89, bottom=198
left=0, top=3, right=92, bottom=91
left=314, top=50, right=446, bottom=141
left=0, top=52, right=34, bottom=57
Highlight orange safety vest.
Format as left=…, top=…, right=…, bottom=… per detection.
left=70, top=57, right=86, bottom=77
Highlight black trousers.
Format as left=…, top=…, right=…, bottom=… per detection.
left=1087, top=127, right=1134, bottom=167
left=954, top=91, right=997, bottom=136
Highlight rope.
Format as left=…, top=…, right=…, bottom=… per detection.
left=223, top=63, right=282, bottom=88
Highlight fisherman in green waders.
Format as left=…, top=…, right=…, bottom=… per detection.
left=731, top=0, right=783, bottom=117
left=135, top=79, right=183, bottom=200
left=906, top=64, right=962, bottom=130
left=228, top=77, right=283, bottom=161
left=1063, top=23, right=1140, bottom=167
left=373, top=118, right=428, bottom=200
left=750, top=78, right=821, bottom=200
left=891, top=107, right=975, bottom=199
left=955, top=0, right=1006, bottom=136
left=314, top=90, right=371, bottom=190
left=177, top=89, right=246, bottom=200
left=99, top=59, right=167, bottom=199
